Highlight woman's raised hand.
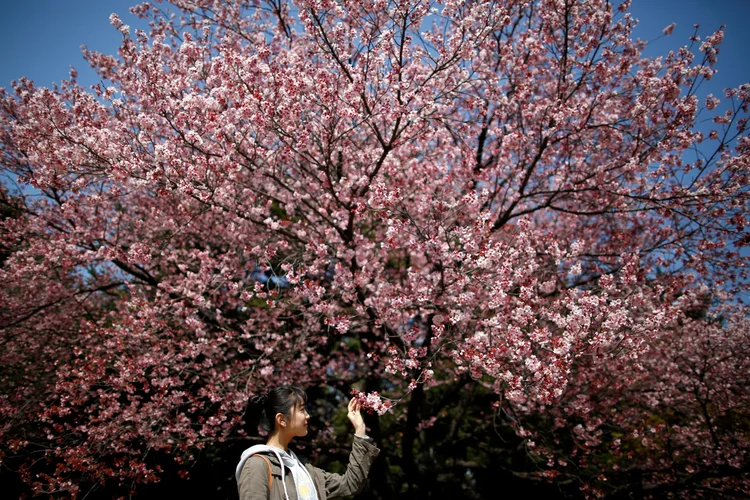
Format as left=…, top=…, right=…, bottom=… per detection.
left=347, top=398, right=367, bottom=437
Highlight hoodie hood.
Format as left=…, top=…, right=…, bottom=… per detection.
left=236, top=444, right=292, bottom=500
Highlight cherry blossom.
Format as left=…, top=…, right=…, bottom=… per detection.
left=0, top=0, right=747, bottom=497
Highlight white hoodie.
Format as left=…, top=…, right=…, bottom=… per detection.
left=236, top=444, right=318, bottom=500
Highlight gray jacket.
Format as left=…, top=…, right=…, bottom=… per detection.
left=237, top=436, right=380, bottom=500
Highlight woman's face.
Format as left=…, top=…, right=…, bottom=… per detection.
left=286, top=399, right=310, bottom=437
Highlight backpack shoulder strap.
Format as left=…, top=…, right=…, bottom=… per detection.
left=255, top=455, right=273, bottom=491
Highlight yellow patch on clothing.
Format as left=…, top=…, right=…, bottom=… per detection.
left=299, top=483, right=311, bottom=496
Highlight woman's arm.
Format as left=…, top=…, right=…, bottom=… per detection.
left=318, top=398, right=380, bottom=499
left=319, top=436, right=380, bottom=499
left=238, top=456, right=272, bottom=500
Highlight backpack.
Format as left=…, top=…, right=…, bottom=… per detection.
left=255, top=455, right=274, bottom=492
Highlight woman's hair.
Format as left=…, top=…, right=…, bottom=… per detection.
left=244, top=385, right=307, bottom=435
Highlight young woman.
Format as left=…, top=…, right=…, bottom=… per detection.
left=236, top=385, right=380, bottom=500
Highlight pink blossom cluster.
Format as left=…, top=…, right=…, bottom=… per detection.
left=351, top=390, right=392, bottom=416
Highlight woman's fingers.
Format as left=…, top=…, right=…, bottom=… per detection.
left=349, top=397, right=363, bottom=413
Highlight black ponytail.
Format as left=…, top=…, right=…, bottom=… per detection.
left=244, top=385, right=307, bottom=435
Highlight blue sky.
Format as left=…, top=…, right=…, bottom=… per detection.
left=0, top=0, right=140, bottom=89
left=628, top=0, right=750, bottom=98
left=0, top=0, right=748, bottom=92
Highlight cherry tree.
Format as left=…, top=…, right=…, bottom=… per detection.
left=0, top=0, right=748, bottom=498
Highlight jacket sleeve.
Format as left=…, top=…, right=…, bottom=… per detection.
left=319, top=436, right=380, bottom=499
left=238, top=456, right=272, bottom=500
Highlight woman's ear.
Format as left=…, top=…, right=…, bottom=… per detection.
left=275, top=412, right=286, bottom=429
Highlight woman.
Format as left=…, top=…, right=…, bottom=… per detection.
left=236, top=385, right=380, bottom=500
